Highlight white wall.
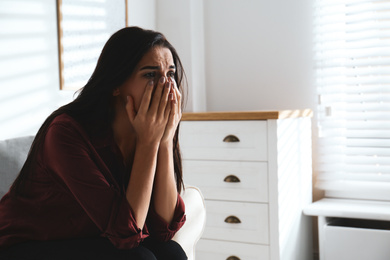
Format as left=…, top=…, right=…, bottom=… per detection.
left=155, top=0, right=314, bottom=113
left=0, top=0, right=130, bottom=141
left=203, top=0, right=315, bottom=112
left=156, top=0, right=207, bottom=112
left=127, top=0, right=156, bottom=30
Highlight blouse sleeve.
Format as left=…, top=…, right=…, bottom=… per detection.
left=43, top=121, right=146, bottom=249
left=146, top=193, right=186, bottom=241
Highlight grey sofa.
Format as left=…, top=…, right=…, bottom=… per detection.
left=0, top=136, right=205, bottom=260
left=0, top=136, right=34, bottom=198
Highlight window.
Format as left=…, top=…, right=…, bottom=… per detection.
left=315, top=0, right=390, bottom=201
left=57, top=0, right=128, bottom=90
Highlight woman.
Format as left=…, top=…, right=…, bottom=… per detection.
left=0, top=27, right=187, bottom=259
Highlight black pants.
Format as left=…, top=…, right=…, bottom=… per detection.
left=0, top=237, right=187, bottom=260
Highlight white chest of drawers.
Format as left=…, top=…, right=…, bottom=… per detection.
left=179, top=111, right=313, bottom=260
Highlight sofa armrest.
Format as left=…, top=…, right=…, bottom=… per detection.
left=173, top=185, right=206, bottom=260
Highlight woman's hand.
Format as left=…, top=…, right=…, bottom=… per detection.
left=152, top=77, right=181, bottom=224
left=160, top=77, right=182, bottom=145
left=125, top=77, right=172, bottom=146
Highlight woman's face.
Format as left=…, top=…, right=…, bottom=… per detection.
left=114, top=46, right=176, bottom=111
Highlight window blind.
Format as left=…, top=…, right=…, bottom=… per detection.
left=315, top=0, right=390, bottom=201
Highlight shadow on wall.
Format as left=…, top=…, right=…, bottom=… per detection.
left=0, top=0, right=126, bottom=140
left=0, top=0, right=64, bottom=140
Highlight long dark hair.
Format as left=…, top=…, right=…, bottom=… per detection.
left=10, top=27, right=186, bottom=195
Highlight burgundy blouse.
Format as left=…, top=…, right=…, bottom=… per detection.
left=0, top=114, right=186, bottom=250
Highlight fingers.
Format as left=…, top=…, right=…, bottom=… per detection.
left=160, top=78, right=172, bottom=115
left=161, top=81, right=172, bottom=119
left=176, top=83, right=182, bottom=108
left=171, top=79, right=181, bottom=113
left=138, top=80, right=154, bottom=115
left=170, top=83, right=177, bottom=115
left=150, top=77, right=168, bottom=113
left=126, top=95, right=136, bottom=122
left=165, top=78, right=181, bottom=122
left=135, top=77, right=172, bottom=122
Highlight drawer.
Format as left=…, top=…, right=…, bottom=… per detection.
left=203, top=200, right=269, bottom=244
left=196, top=239, right=269, bottom=260
left=183, top=160, right=268, bottom=203
left=323, top=219, right=390, bottom=260
left=179, top=121, right=268, bottom=161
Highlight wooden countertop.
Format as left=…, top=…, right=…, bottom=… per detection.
left=182, top=109, right=313, bottom=121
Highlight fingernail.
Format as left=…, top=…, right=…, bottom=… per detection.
left=126, top=96, right=129, bottom=101
left=160, top=77, right=165, bottom=84
left=148, top=80, right=154, bottom=86
left=166, top=82, right=171, bottom=88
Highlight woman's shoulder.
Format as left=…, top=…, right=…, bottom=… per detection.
left=47, top=113, right=110, bottom=147
left=51, top=113, right=78, bottom=126
left=46, top=111, right=113, bottom=149
left=47, top=113, right=87, bottom=140
left=49, top=113, right=85, bottom=131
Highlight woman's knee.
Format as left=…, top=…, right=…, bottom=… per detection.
left=143, top=239, right=187, bottom=260
left=125, top=246, right=157, bottom=260
left=164, top=240, right=187, bottom=260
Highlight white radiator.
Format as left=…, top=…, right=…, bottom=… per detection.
left=304, top=198, right=390, bottom=260
left=320, top=217, right=390, bottom=260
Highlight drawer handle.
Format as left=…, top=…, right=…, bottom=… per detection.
left=227, top=257, right=241, bottom=260
left=224, top=215, right=241, bottom=224
left=223, top=135, right=240, bottom=143
left=224, top=175, right=241, bottom=183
